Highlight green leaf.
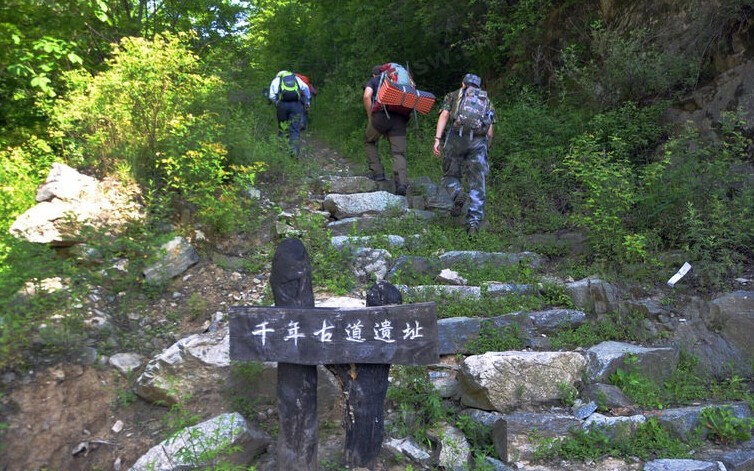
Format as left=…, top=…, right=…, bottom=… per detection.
left=67, top=53, right=83, bottom=65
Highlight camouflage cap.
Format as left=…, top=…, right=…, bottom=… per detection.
left=463, top=73, right=481, bottom=88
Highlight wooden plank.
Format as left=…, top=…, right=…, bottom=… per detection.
left=268, top=238, right=318, bottom=471
left=229, top=302, right=438, bottom=365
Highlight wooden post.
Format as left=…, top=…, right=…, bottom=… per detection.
left=269, top=238, right=318, bottom=470
left=229, top=242, right=438, bottom=470
left=326, top=280, right=402, bottom=469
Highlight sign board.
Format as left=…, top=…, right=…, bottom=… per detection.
left=229, top=302, right=438, bottom=365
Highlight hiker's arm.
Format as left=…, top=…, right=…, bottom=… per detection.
left=433, top=109, right=450, bottom=156
left=363, top=86, right=374, bottom=119
left=487, top=124, right=494, bottom=148
left=268, top=78, right=278, bottom=102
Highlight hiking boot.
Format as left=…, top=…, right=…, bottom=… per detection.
left=450, top=191, right=467, bottom=217
left=466, top=221, right=480, bottom=237
left=395, top=184, right=408, bottom=196
left=369, top=173, right=386, bottom=182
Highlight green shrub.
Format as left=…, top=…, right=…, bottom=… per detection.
left=465, top=321, right=524, bottom=354
left=386, top=366, right=446, bottom=443
left=698, top=406, right=754, bottom=445
left=534, top=418, right=691, bottom=463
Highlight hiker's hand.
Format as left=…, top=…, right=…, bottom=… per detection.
left=433, top=139, right=442, bottom=157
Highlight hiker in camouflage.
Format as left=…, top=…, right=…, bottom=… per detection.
left=433, top=73, right=495, bottom=236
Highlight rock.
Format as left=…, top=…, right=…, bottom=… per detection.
left=437, top=317, right=483, bottom=355
left=485, top=282, right=537, bottom=297
left=566, top=277, right=621, bottom=316
left=111, top=420, right=124, bottom=434
left=109, top=353, right=144, bottom=376
left=127, top=412, right=269, bottom=471
left=384, top=437, right=431, bottom=464
left=439, top=251, right=544, bottom=269
left=349, top=247, right=392, bottom=283
left=572, top=400, right=599, bottom=420
left=643, top=458, right=723, bottom=471
left=492, top=411, right=581, bottom=463
left=459, top=351, right=587, bottom=412
left=9, top=163, right=142, bottom=246
left=428, top=366, right=460, bottom=398
left=404, top=285, right=482, bottom=301
left=142, top=237, right=200, bottom=284
left=585, top=341, right=678, bottom=384
left=134, top=328, right=230, bottom=405
left=331, top=234, right=405, bottom=250
left=582, top=413, right=647, bottom=439
left=430, top=423, right=472, bottom=471
left=323, top=191, right=407, bottom=219
left=582, top=383, right=638, bottom=415
left=655, top=403, right=752, bottom=442
left=318, top=175, right=379, bottom=194
left=528, top=309, right=587, bottom=334
left=436, top=268, right=467, bottom=285
left=386, top=255, right=442, bottom=283
left=326, top=216, right=382, bottom=236
left=709, top=291, right=754, bottom=376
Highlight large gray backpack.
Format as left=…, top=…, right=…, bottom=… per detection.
left=452, top=86, right=492, bottom=137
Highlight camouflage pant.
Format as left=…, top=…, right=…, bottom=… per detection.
left=441, top=134, right=489, bottom=225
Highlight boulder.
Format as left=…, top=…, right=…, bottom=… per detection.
left=134, top=328, right=230, bottom=405
left=439, top=250, right=544, bottom=269
left=430, top=423, right=472, bottom=471
left=10, top=163, right=142, bottom=246
left=323, top=191, right=407, bottom=219
left=643, top=459, right=724, bottom=471
left=459, top=351, right=587, bottom=412
left=142, top=237, right=200, bottom=284
left=566, top=277, right=621, bottom=316
left=127, top=412, right=269, bottom=471
left=585, top=341, right=678, bottom=384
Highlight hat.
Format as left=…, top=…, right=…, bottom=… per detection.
left=372, top=65, right=382, bottom=76
left=463, top=73, right=481, bottom=88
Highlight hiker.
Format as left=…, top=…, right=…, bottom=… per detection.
left=433, top=73, right=495, bottom=236
left=363, top=64, right=411, bottom=196
left=268, top=70, right=311, bottom=156
left=295, top=72, right=316, bottom=131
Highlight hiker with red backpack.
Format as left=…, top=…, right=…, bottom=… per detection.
left=295, top=72, right=316, bottom=131
left=268, top=70, right=311, bottom=156
left=363, top=64, right=412, bottom=196
left=433, top=73, right=495, bottom=236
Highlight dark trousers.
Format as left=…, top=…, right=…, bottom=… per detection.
left=276, top=100, right=304, bottom=155
left=364, top=111, right=409, bottom=186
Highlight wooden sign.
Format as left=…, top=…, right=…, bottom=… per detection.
left=229, top=302, right=438, bottom=365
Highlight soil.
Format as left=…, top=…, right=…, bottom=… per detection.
left=0, top=137, right=364, bottom=471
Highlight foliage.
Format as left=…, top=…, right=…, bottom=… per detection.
left=465, top=321, right=525, bottom=354
left=555, top=22, right=698, bottom=109
left=698, top=406, right=754, bottom=445
left=549, top=310, right=650, bottom=350
left=534, top=418, right=692, bottom=463
left=636, top=110, right=754, bottom=291
left=610, top=364, right=665, bottom=409
left=386, top=366, right=446, bottom=443
left=561, top=102, right=668, bottom=264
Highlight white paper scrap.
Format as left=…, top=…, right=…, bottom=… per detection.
left=667, top=262, right=692, bottom=287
